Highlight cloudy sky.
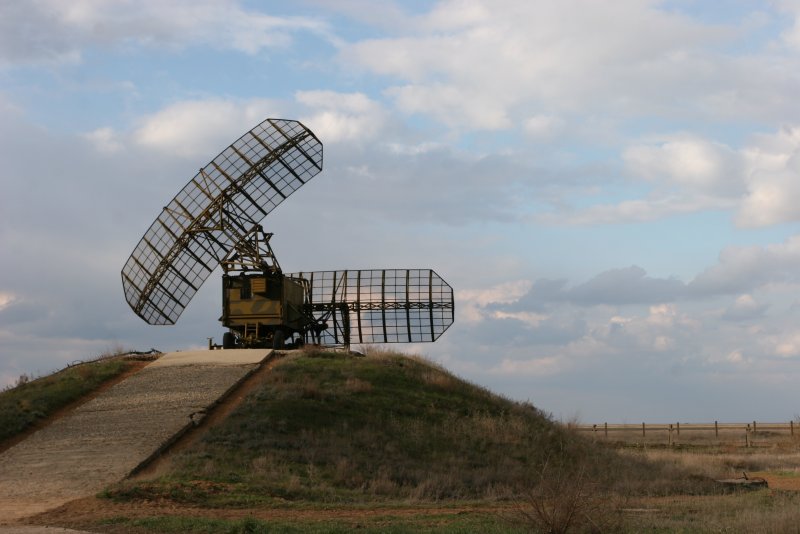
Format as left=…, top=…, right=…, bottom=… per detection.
left=3, top=0, right=800, bottom=422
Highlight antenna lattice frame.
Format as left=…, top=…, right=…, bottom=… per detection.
left=121, top=119, right=322, bottom=324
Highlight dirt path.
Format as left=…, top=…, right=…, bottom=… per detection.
left=0, top=351, right=271, bottom=524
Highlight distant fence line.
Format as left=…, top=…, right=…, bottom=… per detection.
left=573, top=421, right=797, bottom=446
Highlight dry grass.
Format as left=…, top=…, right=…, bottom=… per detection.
left=635, top=448, right=800, bottom=480
left=623, top=491, right=800, bottom=533
left=110, top=349, right=665, bottom=507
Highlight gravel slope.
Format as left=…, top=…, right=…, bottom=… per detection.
left=0, top=351, right=269, bottom=523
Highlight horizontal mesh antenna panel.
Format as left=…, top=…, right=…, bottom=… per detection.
left=122, top=118, right=322, bottom=324
left=289, top=269, right=454, bottom=344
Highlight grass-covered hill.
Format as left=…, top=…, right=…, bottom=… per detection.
left=108, top=348, right=698, bottom=510
left=8, top=348, right=731, bottom=532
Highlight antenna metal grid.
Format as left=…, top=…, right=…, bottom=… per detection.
left=290, top=269, right=454, bottom=345
left=121, top=119, right=322, bottom=324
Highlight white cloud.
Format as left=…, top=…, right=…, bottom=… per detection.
left=721, top=294, right=768, bottom=321
left=388, top=84, right=512, bottom=130
left=491, top=310, right=549, bottom=328
left=0, top=292, right=17, bottom=311
left=689, top=235, right=800, bottom=296
left=537, top=194, right=735, bottom=225
left=84, top=127, right=122, bottom=154
left=774, top=331, right=800, bottom=358
left=623, top=135, right=744, bottom=193
left=0, top=0, right=329, bottom=66
left=653, top=335, right=673, bottom=351
left=458, top=280, right=533, bottom=323
left=776, top=1, right=800, bottom=51
left=297, top=91, right=387, bottom=144
left=340, top=0, right=792, bottom=132
left=132, top=98, right=279, bottom=158
left=738, top=150, right=800, bottom=227
left=491, top=356, right=563, bottom=376
left=542, top=125, right=800, bottom=227
left=523, top=114, right=566, bottom=139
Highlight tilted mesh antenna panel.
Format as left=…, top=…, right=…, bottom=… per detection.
left=121, top=119, right=323, bottom=325
left=289, top=269, right=454, bottom=345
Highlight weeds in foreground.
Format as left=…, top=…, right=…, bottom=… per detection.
left=516, top=445, right=625, bottom=534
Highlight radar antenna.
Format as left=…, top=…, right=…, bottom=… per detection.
left=121, top=119, right=322, bottom=325
left=121, top=118, right=454, bottom=349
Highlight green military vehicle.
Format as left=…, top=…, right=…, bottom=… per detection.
left=220, top=271, right=310, bottom=349
left=218, top=228, right=323, bottom=350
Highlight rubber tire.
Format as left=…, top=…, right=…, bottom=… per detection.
left=222, top=332, right=236, bottom=350
left=272, top=329, right=285, bottom=350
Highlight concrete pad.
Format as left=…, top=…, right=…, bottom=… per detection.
left=148, top=349, right=272, bottom=368
left=0, top=353, right=271, bottom=523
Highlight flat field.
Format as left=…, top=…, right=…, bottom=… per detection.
left=576, top=422, right=800, bottom=532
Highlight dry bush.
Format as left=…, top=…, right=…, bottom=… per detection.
left=517, top=455, right=624, bottom=533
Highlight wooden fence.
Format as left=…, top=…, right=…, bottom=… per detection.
left=573, top=421, right=797, bottom=446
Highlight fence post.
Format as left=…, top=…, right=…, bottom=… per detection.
left=791, top=420, right=794, bottom=436
left=677, top=422, right=680, bottom=436
left=592, top=424, right=597, bottom=440
left=642, top=422, right=646, bottom=437
left=669, top=423, right=673, bottom=446
left=604, top=422, right=608, bottom=438
left=715, top=420, right=718, bottom=438
left=753, top=420, right=757, bottom=435
left=746, top=424, right=751, bottom=448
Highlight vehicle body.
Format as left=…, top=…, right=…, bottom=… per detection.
left=220, top=272, right=312, bottom=349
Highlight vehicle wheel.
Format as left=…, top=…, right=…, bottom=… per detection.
left=272, top=329, right=285, bottom=349
left=294, top=336, right=305, bottom=349
left=222, top=332, right=236, bottom=349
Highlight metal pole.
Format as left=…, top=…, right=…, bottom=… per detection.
left=715, top=420, right=718, bottom=438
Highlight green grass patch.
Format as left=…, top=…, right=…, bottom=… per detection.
left=107, top=349, right=700, bottom=508
left=0, top=358, right=134, bottom=443
left=99, top=512, right=526, bottom=533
